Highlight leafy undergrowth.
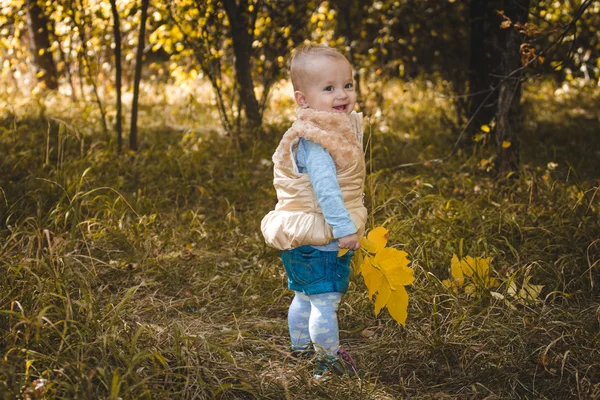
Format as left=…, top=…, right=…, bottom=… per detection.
left=1, top=80, right=599, bottom=399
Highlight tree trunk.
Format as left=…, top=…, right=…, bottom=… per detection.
left=110, top=0, right=123, bottom=153
left=25, top=0, right=58, bottom=90
left=222, top=0, right=262, bottom=130
left=495, top=0, right=530, bottom=177
left=467, top=0, right=501, bottom=140
left=130, top=0, right=150, bottom=151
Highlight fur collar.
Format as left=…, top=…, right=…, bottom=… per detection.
left=272, top=108, right=363, bottom=173
left=295, top=107, right=355, bottom=133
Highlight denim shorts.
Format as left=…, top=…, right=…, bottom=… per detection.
left=280, top=246, right=354, bottom=295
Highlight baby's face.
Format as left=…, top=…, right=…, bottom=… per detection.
left=295, top=56, right=356, bottom=114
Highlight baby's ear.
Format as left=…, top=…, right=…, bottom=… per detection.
left=294, top=91, right=308, bottom=108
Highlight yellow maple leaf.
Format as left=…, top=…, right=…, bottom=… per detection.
left=515, top=276, right=543, bottom=301
left=367, top=226, right=389, bottom=253
left=374, top=282, right=391, bottom=316
left=450, top=254, right=465, bottom=285
left=360, top=255, right=384, bottom=299
left=337, top=248, right=349, bottom=257
left=386, top=286, right=409, bottom=326
left=446, top=254, right=499, bottom=292
left=443, top=254, right=465, bottom=291
left=502, top=141, right=512, bottom=149
left=353, top=247, right=364, bottom=267
left=374, top=248, right=413, bottom=289
left=461, top=256, right=490, bottom=280
left=518, top=284, right=543, bottom=300
left=357, top=227, right=413, bottom=326
left=360, top=236, right=377, bottom=253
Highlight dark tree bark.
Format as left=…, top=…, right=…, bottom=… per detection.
left=130, top=0, right=150, bottom=151
left=467, top=0, right=500, bottom=139
left=25, top=0, right=58, bottom=90
left=110, top=0, right=123, bottom=153
left=495, top=0, right=530, bottom=177
left=222, top=0, right=262, bottom=130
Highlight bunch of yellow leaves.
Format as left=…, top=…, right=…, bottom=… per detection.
left=442, top=254, right=499, bottom=294
left=340, top=227, right=414, bottom=325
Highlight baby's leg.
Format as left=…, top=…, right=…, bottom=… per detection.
left=288, top=291, right=312, bottom=348
left=308, top=292, right=342, bottom=356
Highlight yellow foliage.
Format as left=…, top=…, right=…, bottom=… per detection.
left=373, top=248, right=413, bottom=289
left=359, top=236, right=377, bottom=253
left=373, top=281, right=390, bottom=315
left=461, top=255, right=490, bottom=278
left=357, top=226, right=413, bottom=326
left=337, top=248, right=349, bottom=257
left=360, top=255, right=384, bottom=298
left=367, top=226, right=389, bottom=252
left=507, top=276, right=544, bottom=302
left=386, top=286, right=409, bottom=325
left=443, top=254, right=499, bottom=294
left=449, top=254, right=464, bottom=285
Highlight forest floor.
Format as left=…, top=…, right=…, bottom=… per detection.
left=1, top=79, right=600, bottom=399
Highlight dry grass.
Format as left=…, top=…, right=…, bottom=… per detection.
left=1, top=79, right=599, bottom=399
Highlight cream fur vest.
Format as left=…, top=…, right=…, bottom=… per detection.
left=261, top=107, right=368, bottom=250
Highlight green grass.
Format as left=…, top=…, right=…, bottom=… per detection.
left=1, top=80, right=599, bottom=399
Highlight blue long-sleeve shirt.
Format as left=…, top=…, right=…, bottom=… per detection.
left=295, top=138, right=357, bottom=251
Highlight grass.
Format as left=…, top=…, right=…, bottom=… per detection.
left=0, top=78, right=599, bottom=399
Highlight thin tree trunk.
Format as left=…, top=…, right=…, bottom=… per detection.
left=74, top=0, right=108, bottom=137
left=110, top=0, right=123, bottom=153
left=130, top=0, right=150, bottom=151
left=168, top=3, right=234, bottom=134
left=222, top=0, right=262, bottom=130
left=495, top=0, right=530, bottom=177
left=25, top=0, right=58, bottom=90
left=55, top=32, right=77, bottom=100
left=47, top=16, right=76, bottom=99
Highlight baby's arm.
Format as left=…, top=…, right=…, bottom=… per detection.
left=296, top=139, right=357, bottom=245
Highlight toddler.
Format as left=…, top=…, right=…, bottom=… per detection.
left=261, top=43, right=367, bottom=378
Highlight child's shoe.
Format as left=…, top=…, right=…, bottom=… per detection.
left=289, top=345, right=315, bottom=361
left=313, top=346, right=359, bottom=379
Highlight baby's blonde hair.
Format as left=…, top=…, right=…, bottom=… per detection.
left=289, top=43, right=349, bottom=91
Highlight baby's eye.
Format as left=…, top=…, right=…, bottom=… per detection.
left=324, top=86, right=334, bottom=92
left=345, top=83, right=354, bottom=89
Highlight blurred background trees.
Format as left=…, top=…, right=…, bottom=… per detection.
left=1, top=0, right=598, bottom=171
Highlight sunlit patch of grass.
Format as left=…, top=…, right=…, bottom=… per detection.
left=1, top=79, right=599, bottom=398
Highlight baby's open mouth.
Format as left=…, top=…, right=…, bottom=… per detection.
left=333, top=104, right=348, bottom=112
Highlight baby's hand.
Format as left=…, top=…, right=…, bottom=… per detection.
left=338, top=233, right=360, bottom=250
